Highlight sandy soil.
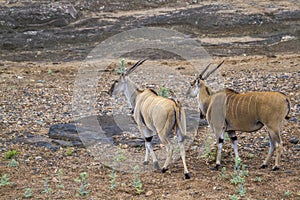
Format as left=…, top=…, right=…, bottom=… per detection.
left=0, top=0, right=299, bottom=199
left=0, top=53, right=299, bottom=199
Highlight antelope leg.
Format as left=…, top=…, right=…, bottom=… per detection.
left=261, top=130, right=276, bottom=169
left=178, top=141, right=190, bottom=179
left=228, top=131, right=239, bottom=158
left=273, top=142, right=283, bottom=171
left=140, top=126, right=159, bottom=169
left=213, top=132, right=224, bottom=170
left=143, top=136, right=152, bottom=165
left=145, top=141, right=160, bottom=170
left=161, top=141, right=173, bottom=173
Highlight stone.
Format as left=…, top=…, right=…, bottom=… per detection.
left=48, top=123, right=80, bottom=142
left=145, top=190, right=154, bottom=196
left=290, top=138, right=299, bottom=145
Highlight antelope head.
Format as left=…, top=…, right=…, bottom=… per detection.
left=109, top=59, right=147, bottom=96
left=186, top=61, right=224, bottom=119
left=187, top=61, right=224, bottom=97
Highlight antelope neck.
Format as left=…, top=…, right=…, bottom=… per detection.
left=124, top=78, right=140, bottom=108
left=198, top=85, right=212, bottom=114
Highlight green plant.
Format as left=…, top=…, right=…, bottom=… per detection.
left=116, top=58, right=127, bottom=74
left=247, top=153, right=254, bottom=159
left=24, top=188, right=33, bottom=198
left=8, top=159, right=19, bottom=167
left=42, top=178, right=52, bottom=194
left=75, top=172, right=90, bottom=196
left=224, top=133, right=230, bottom=141
left=121, top=182, right=127, bottom=187
left=230, top=158, right=245, bottom=185
left=0, top=174, right=10, bottom=186
left=201, top=133, right=215, bottom=161
left=284, top=190, right=291, bottom=196
left=47, top=69, right=53, bottom=75
left=109, top=170, right=118, bottom=189
left=65, top=147, right=73, bottom=156
left=158, top=87, right=170, bottom=98
left=229, top=194, right=240, bottom=200
left=56, top=169, right=64, bottom=189
left=230, top=157, right=249, bottom=198
left=133, top=165, right=144, bottom=195
left=236, top=184, right=246, bottom=196
left=4, top=150, right=19, bottom=159
left=221, top=167, right=228, bottom=179
left=113, top=151, right=126, bottom=163
left=255, top=176, right=262, bottom=182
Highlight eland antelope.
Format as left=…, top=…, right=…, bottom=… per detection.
left=110, top=59, right=190, bottom=179
left=187, top=61, right=291, bottom=171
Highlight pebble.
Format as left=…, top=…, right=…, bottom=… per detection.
left=145, top=190, right=153, bottom=196
left=294, top=145, right=300, bottom=150
left=289, top=138, right=299, bottom=144
left=35, top=156, right=42, bottom=160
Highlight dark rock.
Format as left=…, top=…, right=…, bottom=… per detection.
left=289, top=117, right=297, bottom=123
left=52, top=140, right=84, bottom=148
left=15, top=133, right=59, bottom=151
left=289, top=138, right=299, bottom=144
left=34, top=141, right=59, bottom=151
left=294, top=144, right=300, bottom=150
left=48, top=123, right=80, bottom=142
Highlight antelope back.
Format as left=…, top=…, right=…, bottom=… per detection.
left=210, top=91, right=290, bottom=132
left=134, top=89, right=178, bottom=133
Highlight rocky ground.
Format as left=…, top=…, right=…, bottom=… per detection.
left=0, top=0, right=299, bottom=199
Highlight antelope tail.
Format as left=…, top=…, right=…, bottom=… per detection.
left=174, top=100, right=188, bottom=142
left=285, top=98, right=291, bottom=120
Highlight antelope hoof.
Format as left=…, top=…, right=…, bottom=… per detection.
left=259, top=164, right=267, bottom=169
left=211, top=164, right=220, bottom=171
left=161, top=167, right=168, bottom=173
left=184, top=173, right=191, bottom=179
left=153, top=161, right=160, bottom=170
left=271, top=166, right=280, bottom=171
left=143, top=161, right=149, bottom=165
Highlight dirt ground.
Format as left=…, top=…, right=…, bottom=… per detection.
left=0, top=0, right=300, bottom=199
left=0, top=54, right=299, bottom=199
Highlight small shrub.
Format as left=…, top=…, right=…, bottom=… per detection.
left=229, top=194, right=240, bottom=200
left=230, top=157, right=249, bottom=198
left=247, top=153, right=254, bottom=159
left=236, top=184, right=246, bottom=196
left=224, top=133, right=230, bottom=141
left=133, top=165, right=144, bottom=195
left=158, top=87, right=170, bottom=98
left=255, top=176, right=262, bottom=182
left=42, top=178, right=52, bottom=194
left=65, top=148, right=73, bottom=156
left=116, top=58, right=127, bottom=74
left=24, top=188, right=33, bottom=198
left=109, top=170, right=117, bottom=189
left=0, top=174, right=10, bottom=186
left=56, top=169, right=64, bottom=189
left=221, top=167, right=228, bottom=179
left=113, top=152, right=126, bottom=163
left=4, top=150, right=19, bottom=160
left=75, top=172, right=90, bottom=196
left=284, top=191, right=291, bottom=197
left=8, top=159, right=19, bottom=167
